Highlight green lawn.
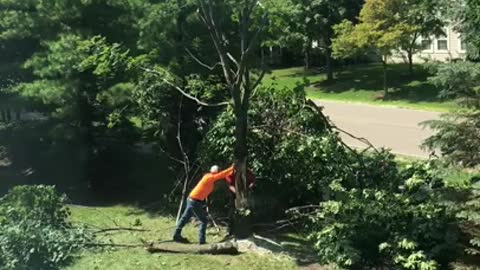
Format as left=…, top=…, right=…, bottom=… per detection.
left=65, top=205, right=300, bottom=270
left=263, top=64, right=455, bottom=112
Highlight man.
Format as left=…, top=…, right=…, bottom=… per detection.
left=225, top=168, right=256, bottom=236
left=173, top=165, right=233, bottom=244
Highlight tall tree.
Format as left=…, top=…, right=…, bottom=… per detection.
left=296, top=0, right=363, bottom=79
left=454, top=0, right=480, bottom=59
left=398, top=0, right=446, bottom=75
left=332, top=0, right=416, bottom=95
left=193, top=0, right=272, bottom=238
left=14, top=35, right=135, bottom=186
left=0, top=0, right=145, bottom=191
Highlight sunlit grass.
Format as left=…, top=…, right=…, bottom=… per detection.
left=263, top=64, right=455, bottom=112
left=65, top=205, right=298, bottom=270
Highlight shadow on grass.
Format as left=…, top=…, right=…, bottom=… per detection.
left=0, top=121, right=176, bottom=207
left=304, top=64, right=445, bottom=104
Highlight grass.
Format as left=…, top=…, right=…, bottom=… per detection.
left=65, top=205, right=299, bottom=270
left=263, top=64, right=455, bottom=112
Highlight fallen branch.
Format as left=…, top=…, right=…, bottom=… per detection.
left=145, top=241, right=239, bottom=255
left=285, top=204, right=320, bottom=214
left=306, top=99, right=381, bottom=154
left=95, top=227, right=150, bottom=234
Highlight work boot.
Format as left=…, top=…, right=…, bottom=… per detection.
left=173, top=235, right=190, bottom=244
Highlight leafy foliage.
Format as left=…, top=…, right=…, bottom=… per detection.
left=396, top=0, right=446, bottom=72
left=455, top=178, right=480, bottom=259
left=199, top=85, right=337, bottom=214
left=452, top=0, right=480, bottom=59
left=422, top=62, right=480, bottom=167
left=198, top=84, right=400, bottom=218
left=0, top=185, right=92, bottom=270
left=298, top=162, right=458, bottom=269
left=332, top=0, right=417, bottom=92
left=332, top=0, right=417, bottom=60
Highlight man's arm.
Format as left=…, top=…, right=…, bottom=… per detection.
left=228, top=185, right=236, bottom=193
left=209, top=166, right=234, bottom=182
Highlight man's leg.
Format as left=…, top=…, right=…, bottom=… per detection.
left=192, top=201, right=209, bottom=244
left=173, top=199, right=193, bottom=241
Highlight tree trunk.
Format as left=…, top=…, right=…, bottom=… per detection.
left=6, top=109, right=11, bottom=122
left=382, top=57, right=388, bottom=97
left=269, top=46, right=273, bottom=64
left=146, top=241, right=239, bottom=255
left=233, top=107, right=251, bottom=239
left=407, top=51, right=414, bottom=76
left=304, top=42, right=311, bottom=71
left=1, top=110, right=6, bottom=122
left=15, top=109, right=21, bottom=121
left=325, top=46, right=334, bottom=81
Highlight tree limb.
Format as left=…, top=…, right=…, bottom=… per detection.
left=95, top=227, right=150, bottom=234
left=140, top=67, right=229, bottom=107
left=250, top=68, right=267, bottom=92
left=305, top=99, right=380, bottom=153
left=185, top=48, right=222, bottom=71
left=197, top=0, right=236, bottom=89
left=227, top=52, right=240, bottom=69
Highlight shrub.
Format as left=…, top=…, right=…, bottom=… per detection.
left=295, top=162, right=459, bottom=270
left=0, top=185, right=92, bottom=270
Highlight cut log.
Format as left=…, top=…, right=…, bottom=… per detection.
left=145, top=241, right=239, bottom=255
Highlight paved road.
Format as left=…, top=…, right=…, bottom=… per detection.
left=315, top=100, right=441, bottom=158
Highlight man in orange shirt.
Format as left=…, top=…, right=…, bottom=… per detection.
left=173, top=165, right=233, bottom=244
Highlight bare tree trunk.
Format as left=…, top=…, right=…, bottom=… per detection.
left=146, top=241, right=239, bottom=255
left=269, top=46, right=273, bottom=64
left=325, top=46, right=334, bottom=81
left=1, top=110, right=6, bottom=122
left=382, top=57, right=388, bottom=97
left=6, top=109, right=11, bottom=122
left=233, top=107, right=250, bottom=238
left=407, top=33, right=418, bottom=77
left=408, top=51, right=414, bottom=76
left=304, top=48, right=310, bottom=71
left=304, top=40, right=311, bottom=71
left=174, top=98, right=192, bottom=223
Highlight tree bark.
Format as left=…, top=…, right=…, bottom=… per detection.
left=382, top=57, right=388, bottom=97
left=325, top=46, right=334, bottom=81
left=233, top=107, right=251, bottom=239
left=304, top=41, right=311, bottom=71
left=1, top=110, right=6, bottom=122
left=6, top=109, right=11, bottom=122
left=407, top=50, right=414, bottom=76
left=146, top=241, right=239, bottom=255
left=269, top=46, right=273, bottom=64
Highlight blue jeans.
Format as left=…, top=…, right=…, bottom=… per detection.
left=173, top=198, right=208, bottom=244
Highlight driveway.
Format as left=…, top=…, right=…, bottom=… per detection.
left=315, top=100, right=442, bottom=158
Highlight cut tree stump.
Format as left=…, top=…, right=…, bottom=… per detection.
left=145, top=241, right=239, bottom=255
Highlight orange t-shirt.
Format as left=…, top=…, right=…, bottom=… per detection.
left=189, top=166, right=234, bottom=201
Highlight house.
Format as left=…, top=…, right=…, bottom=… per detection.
left=390, top=25, right=467, bottom=63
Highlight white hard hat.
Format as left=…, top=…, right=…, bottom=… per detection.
left=210, top=165, right=220, bottom=173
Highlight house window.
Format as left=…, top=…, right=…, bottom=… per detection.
left=421, top=39, right=433, bottom=51
left=436, top=29, right=448, bottom=51
left=460, top=37, right=467, bottom=52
